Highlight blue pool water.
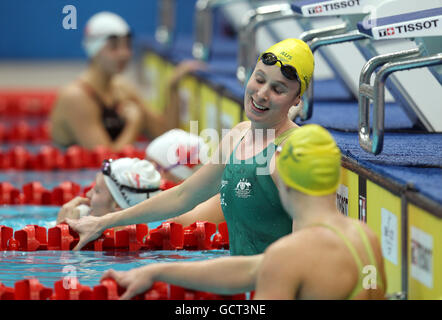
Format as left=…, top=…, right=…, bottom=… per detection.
left=0, top=206, right=229, bottom=289
left=1, top=205, right=62, bottom=230
left=0, top=138, right=232, bottom=295
left=0, top=249, right=229, bottom=288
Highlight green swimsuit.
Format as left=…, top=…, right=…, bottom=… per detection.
left=220, top=128, right=296, bottom=256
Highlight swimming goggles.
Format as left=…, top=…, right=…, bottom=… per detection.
left=259, top=52, right=301, bottom=83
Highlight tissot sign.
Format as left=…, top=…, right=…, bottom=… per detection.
left=375, top=18, right=440, bottom=39
left=300, top=0, right=363, bottom=16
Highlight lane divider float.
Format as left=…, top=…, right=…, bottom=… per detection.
left=0, top=221, right=230, bottom=252
left=0, top=145, right=146, bottom=170
left=0, top=277, right=247, bottom=300
left=0, top=178, right=180, bottom=205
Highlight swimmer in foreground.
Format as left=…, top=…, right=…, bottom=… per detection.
left=101, top=125, right=387, bottom=300
left=66, top=38, right=315, bottom=255
left=50, top=11, right=205, bottom=151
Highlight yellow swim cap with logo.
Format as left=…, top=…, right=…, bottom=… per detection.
left=276, top=124, right=341, bottom=196
left=261, top=38, right=314, bottom=97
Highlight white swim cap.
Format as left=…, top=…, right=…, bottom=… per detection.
left=83, top=11, right=131, bottom=58
left=102, top=158, right=162, bottom=209
left=146, top=129, right=209, bottom=181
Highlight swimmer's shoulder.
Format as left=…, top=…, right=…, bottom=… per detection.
left=57, top=82, right=87, bottom=105
left=112, top=75, right=133, bottom=89
left=232, top=120, right=251, bottom=131
left=277, top=123, right=300, bottom=148
left=55, top=82, right=98, bottom=116
left=261, top=225, right=355, bottom=280
left=259, top=232, right=310, bottom=281
left=295, top=218, right=384, bottom=271
left=352, top=219, right=385, bottom=269
left=222, top=121, right=251, bottom=144
left=264, top=225, right=340, bottom=262
left=217, top=121, right=250, bottom=143
left=212, top=121, right=251, bottom=163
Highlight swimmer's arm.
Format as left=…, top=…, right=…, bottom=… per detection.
left=68, top=122, right=247, bottom=250
left=168, top=194, right=225, bottom=227
left=103, top=121, right=247, bottom=228
left=105, top=255, right=263, bottom=299
left=253, top=237, right=302, bottom=300
left=102, top=162, right=225, bottom=228
left=153, top=255, right=263, bottom=295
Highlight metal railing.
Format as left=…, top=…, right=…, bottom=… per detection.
left=300, top=30, right=368, bottom=120
left=155, top=0, right=176, bottom=46
left=359, top=52, right=442, bottom=154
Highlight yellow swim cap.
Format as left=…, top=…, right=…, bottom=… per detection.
left=261, top=39, right=314, bottom=97
left=276, top=124, right=341, bottom=196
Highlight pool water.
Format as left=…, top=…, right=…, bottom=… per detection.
left=1, top=205, right=61, bottom=230
left=0, top=249, right=229, bottom=288
left=0, top=145, right=232, bottom=296
left=0, top=206, right=230, bottom=289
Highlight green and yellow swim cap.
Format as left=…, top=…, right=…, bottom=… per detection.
left=261, top=38, right=314, bottom=97
left=276, top=124, right=341, bottom=196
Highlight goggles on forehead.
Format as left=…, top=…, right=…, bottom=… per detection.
left=101, top=159, right=160, bottom=194
left=106, top=33, right=132, bottom=49
left=259, top=52, right=301, bottom=83
left=107, top=32, right=132, bottom=41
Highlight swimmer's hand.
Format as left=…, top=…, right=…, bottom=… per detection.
left=288, top=100, right=304, bottom=121
left=170, top=60, right=207, bottom=88
left=56, top=196, right=91, bottom=225
left=120, top=101, right=143, bottom=125
left=66, top=216, right=106, bottom=251
left=102, top=266, right=157, bottom=300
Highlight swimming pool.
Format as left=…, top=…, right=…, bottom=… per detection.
left=0, top=205, right=230, bottom=297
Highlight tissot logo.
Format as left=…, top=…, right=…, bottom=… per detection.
left=378, top=19, right=439, bottom=37
left=306, top=0, right=360, bottom=15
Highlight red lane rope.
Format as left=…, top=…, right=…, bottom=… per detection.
left=0, top=221, right=229, bottom=252
left=0, top=121, right=50, bottom=143
left=0, top=90, right=57, bottom=117
left=0, top=178, right=180, bottom=205
left=0, top=145, right=148, bottom=170
left=0, top=277, right=246, bottom=300
left=0, top=121, right=149, bottom=143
